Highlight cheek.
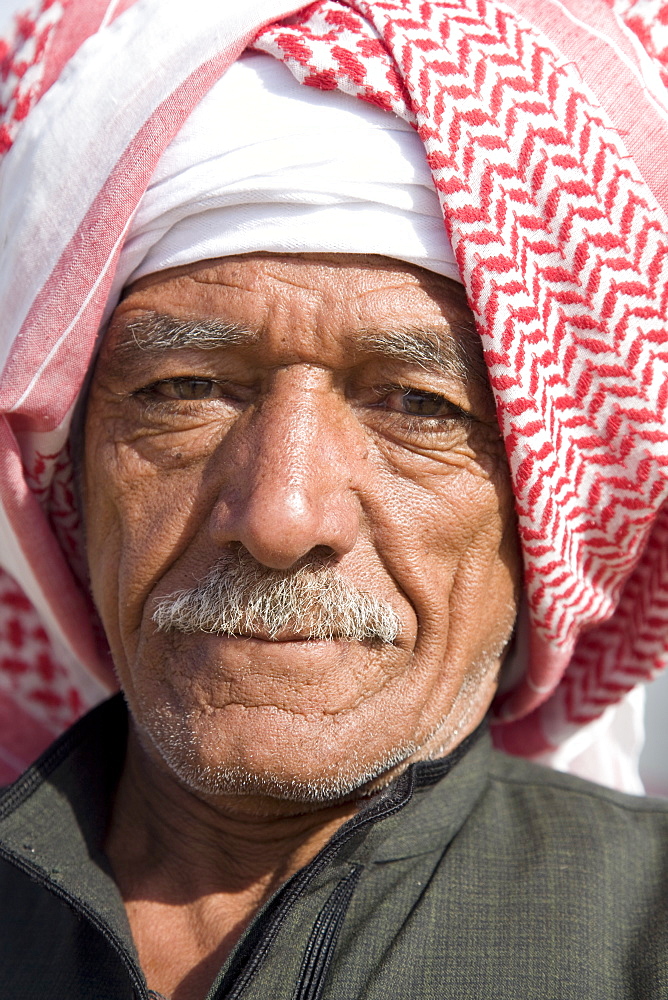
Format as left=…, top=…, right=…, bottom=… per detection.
left=366, top=465, right=518, bottom=741
left=83, top=432, right=214, bottom=646
left=368, top=451, right=519, bottom=657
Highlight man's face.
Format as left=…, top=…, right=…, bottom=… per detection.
left=83, top=254, right=519, bottom=804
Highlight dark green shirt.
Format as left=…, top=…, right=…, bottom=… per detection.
left=1, top=695, right=667, bottom=999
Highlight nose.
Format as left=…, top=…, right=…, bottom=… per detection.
left=209, top=372, right=363, bottom=569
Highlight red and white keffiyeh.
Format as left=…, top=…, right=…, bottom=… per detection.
left=0, top=0, right=667, bottom=785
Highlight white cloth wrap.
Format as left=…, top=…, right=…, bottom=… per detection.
left=119, top=53, right=460, bottom=287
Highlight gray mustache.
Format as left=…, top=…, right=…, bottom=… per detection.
left=152, top=551, right=400, bottom=644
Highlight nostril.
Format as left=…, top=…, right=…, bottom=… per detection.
left=308, top=544, right=338, bottom=563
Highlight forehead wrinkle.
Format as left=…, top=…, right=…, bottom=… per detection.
left=356, top=324, right=485, bottom=385
left=111, top=311, right=260, bottom=356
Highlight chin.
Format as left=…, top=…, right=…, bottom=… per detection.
left=158, top=749, right=416, bottom=804
left=134, top=697, right=419, bottom=805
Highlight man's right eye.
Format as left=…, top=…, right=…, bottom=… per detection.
left=140, top=378, right=225, bottom=400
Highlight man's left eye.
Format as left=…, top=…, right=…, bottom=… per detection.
left=144, top=378, right=224, bottom=400
left=384, top=388, right=459, bottom=418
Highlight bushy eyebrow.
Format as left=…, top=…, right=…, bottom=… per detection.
left=115, top=311, right=259, bottom=353
left=357, top=324, right=488, bottom=387
left=111, top=311, right=488, bottom=388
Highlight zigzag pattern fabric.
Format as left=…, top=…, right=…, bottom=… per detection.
left=0, top=0, right=666, bottom=778
left=254, top=0, right=668, bottom=754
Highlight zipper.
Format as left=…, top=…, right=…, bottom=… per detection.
left=214, top=766, right=416, bottom=1000
left=291, top=865, right=362, bottom=1000
left=213, top=723, right=483, bottom=1000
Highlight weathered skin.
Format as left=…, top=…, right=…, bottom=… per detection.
left=83, top=253, right=520, bottom=999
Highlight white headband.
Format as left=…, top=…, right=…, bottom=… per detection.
left=117, top=52, right=460, bottom=288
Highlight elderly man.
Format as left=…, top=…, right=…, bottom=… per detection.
left=1, top=1, right=668, bottom=998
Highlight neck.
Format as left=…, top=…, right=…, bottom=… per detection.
left=105, top=726, right=362, bottom=901
left=104, top=727, right=364, bottom=1000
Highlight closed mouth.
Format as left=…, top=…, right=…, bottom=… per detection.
left=224, top=632, right=340, bottom=643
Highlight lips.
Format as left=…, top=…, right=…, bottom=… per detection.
left=222, top=631, right=341, bottom=643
